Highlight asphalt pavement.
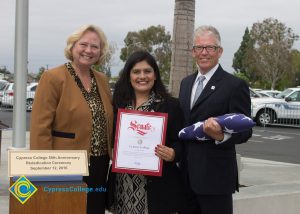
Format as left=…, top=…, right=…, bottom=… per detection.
left=0, top=109, right=31, bottom=131
left=1, top=109, right=300, bottom=163
left=1, top=110, right=300, bottom=213
left=237, top=126, right=300, bottom=164
left=1, top=129, right=300, bottom=213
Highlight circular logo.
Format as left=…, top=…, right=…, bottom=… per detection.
left=14, top=180, right=32, bottom=198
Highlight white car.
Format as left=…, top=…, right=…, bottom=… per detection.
left=259, top=90, right=281, bottom=98
left=1, top=82, right=14, bottom=108
left=0, top=80, right=9, bottom=105
left=257, top=91, right=272, bottom=98
left=1, top=82, right=38, bottom=111
left=26, top=83, right=38, bottom=110
left=251, top=87, right=300, bottom=126
left=249, top=87, right=262, bottom=98
left=0, top=79, right=8, bottom=90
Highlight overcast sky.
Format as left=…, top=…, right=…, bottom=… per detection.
left=1, top=0, right=299, bottom=76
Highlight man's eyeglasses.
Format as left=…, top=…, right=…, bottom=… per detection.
left=193, top=45, right=220, bottom=53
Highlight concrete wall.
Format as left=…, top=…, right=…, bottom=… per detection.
left=234, top=192, right=300, bottom=214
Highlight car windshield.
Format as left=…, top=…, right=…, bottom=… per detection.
left=249, top=88, right=262, bottom=98
left=0, top=81, right=8, bottom=90
left=275, top=89, right=293, bottom=99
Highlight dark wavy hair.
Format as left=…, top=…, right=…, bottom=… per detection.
left=113, top=51, right=169, bottom=109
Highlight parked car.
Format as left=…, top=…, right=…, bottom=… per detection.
left=26, top=83, right=38, bottom=110
left=257, top=91, right=272, bottom=97
left=259, top=90, right=281, bottom=98
left=1, top=82, right=14, bottom=108
left=1, top=82, right=38, bottom=111
left=251, top=87, right=300, bottom=126
left=0, top=79, right=8, bottom=90
left=249, top=87, right=262, bottom=98
left=252, top=88, right=263, bottom=92
left=0, top=80, right=9, bottom=105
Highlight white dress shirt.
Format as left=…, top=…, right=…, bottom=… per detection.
left=190, top=64, right=219, bottom=108
left=190, top=64, right=231, bottom=144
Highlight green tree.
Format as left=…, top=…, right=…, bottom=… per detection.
left=0, top=66, right=10, bottom=74
left=0, top=66, right=11, bottom=80
left=120, top=25, right=171, bottom=83
left=232, top=27, right=256, bottom=80
left=291, top=49, right=300, bottom=86
left=248, top=18, right=299, bottom=89
left=233, top=71, right=250, bottom=83
left=36, top=66, right=46, bottom=81
left=93, top=42, right=117, bottom=79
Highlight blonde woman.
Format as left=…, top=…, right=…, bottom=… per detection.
left=30, top=25, right=113, bottom=214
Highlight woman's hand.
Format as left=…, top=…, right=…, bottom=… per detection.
left=155, top=144, right=175, bottom=162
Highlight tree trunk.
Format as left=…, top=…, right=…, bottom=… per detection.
left=169, top=0, right=195, bottom=97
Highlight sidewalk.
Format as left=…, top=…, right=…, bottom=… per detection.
left=1, top=130, right=300, bottom=214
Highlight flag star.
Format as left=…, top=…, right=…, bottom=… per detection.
left=224, top=114, right=238, bottom=120
left=242, top=116, right=252, bottom=121
left=224, top=126, right=235, bottom=134
left=178, top=129, right=186, bottom=136
left=193, top=122, right=204, bottom=131
left=196, top=136, right=209, bottom=141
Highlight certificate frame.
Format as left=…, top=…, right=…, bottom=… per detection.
left=112, top=108, right=168, bottom=176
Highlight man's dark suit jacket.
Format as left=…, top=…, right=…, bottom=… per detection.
left=178, top=65, right=252, bottom=195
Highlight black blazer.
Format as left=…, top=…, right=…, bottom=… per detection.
left=146, top=97, right=187, bottom=213
left=112, top=97, right=187, bottom=214
left=178, top=65, right=252, bottom=195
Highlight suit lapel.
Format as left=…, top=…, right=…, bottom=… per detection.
left=187, top=72, right=198, bottom=109
left=192, top=66, right=225, bottom=108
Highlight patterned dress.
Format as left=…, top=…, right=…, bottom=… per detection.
left=112, top=92, right=160, bottom=214
left=66, top=62, right=108, bottom=156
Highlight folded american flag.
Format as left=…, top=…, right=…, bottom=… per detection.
left=178, top=113, right=255, bottom=141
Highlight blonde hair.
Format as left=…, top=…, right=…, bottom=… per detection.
left=193, top=25, right=221, bottom=46
left=64, top=24, right=109, bottom=65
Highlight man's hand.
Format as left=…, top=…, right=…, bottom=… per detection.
left=203, top=117, right=224, bottom=141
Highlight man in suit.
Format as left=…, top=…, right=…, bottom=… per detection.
left=178, top=25, right=252, bottom=214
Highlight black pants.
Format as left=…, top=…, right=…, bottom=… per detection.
left=184, top=189, right=233, bottom=214
left=83, top=155, right=109, bottom=214
left=195, top=194, right=233, bottom=214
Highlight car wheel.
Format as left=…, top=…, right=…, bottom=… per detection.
left=26, top=99, right=33, bottom=111
left=256, top=109, right=276, bottom=126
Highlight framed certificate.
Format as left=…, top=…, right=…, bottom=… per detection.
left=112, top=108, right=168, bottom=176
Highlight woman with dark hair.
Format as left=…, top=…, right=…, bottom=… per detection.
left=113, top=51, right=168, bottom=108
left=110, top=51, right=187, bottom=213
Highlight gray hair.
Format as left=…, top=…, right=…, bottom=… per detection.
left=193, top=25, right=221, bottom=46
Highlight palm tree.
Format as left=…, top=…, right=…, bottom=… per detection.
left=169, top=0, right=195, bottom=96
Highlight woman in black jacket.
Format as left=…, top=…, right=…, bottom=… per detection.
left=109, top=51, right=187, bottom=213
